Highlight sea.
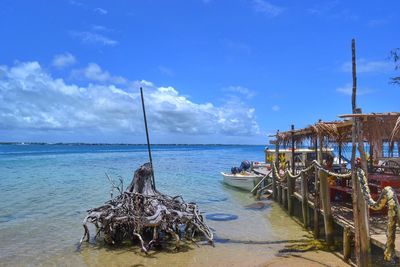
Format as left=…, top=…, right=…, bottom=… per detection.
left=0, top=144, right=339, bottom=266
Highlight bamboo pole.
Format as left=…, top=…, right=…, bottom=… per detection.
left=350, top=38, right=371, bottom=267
left=313, top=138, right=320, bottom=238
left=318, top=136, right=334, bottom=246
left=288, top=125, right=295, bottom=216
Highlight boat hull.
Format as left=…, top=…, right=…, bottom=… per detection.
left=221, top=172, right=263, bottom=191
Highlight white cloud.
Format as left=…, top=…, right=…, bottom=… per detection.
left=368, top=19, right=388, bottom=27
left=271, top=105, right=280, bottom=111
left=91, top=25, right=112, bottom=32
left=336, top=83, right=374, bottom=95
left=69, top=0, right=85, bottom=8
left=158, top=65, right=174, bottom=76
left=223, top=86, right=256, bottom=99
left=94, top=7, right=108, bottom=15
left=52, top=53, right=76, bottom=68
left=71, top=63, right=127, bottom=84
left=70, top=31, right=118, bottom=46
left=251, top=0, right=283, bottom=17
left=0, top=61, right=260, bottom=139
left=306, top=2, right=358, bottom=21
left=341, top=59, right=392, bottom=73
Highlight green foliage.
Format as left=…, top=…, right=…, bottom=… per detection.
left=389, top=48, right=400, bottom=85
left=279, top=153, right=286, bottom=165
left=266, top=154, right=275, bottom=163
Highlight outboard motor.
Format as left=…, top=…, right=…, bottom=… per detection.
left=231, top=166, right=243, bottom=174
left=240, top=160, right=251, bottom=171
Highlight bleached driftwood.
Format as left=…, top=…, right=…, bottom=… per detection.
left=79, top=162, right=213, bottom=252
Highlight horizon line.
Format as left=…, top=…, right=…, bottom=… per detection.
left=0, top=142, right=266, bottom=146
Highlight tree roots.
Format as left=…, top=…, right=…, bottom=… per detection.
left=79, top=163, right=214, bottom=252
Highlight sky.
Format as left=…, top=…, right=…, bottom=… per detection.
left=0, top=0, right=399, bottom=144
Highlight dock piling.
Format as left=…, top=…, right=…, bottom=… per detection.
left=272, top=130, right=279, bottom=201
left=287, top=124, right=295, bottom=216
left=343, top=226, right=352, bottom=262
left=301, top=172, right=309, bottom=228
left=313, top=138, right=320, bottom=238
left=318, top=136, right=335, bottom=246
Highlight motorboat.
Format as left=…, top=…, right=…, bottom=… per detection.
left=221, top=171, right=264, bottom=191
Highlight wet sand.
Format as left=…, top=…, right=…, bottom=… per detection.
left=31, top=201, right=350, bottom=267
left=37, top=240, right=349, bottom=267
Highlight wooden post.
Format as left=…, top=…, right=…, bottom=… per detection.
left=301, top=172, right=309, bottom=228
left=338, top=142, right=342, bottom=165
left=282, top=187, right=288, bottom=209
left=313, top=137, right=320, bottom=238
left=287, top=125, right=295, bottom=216
left=357, top=119, right=372, bottom=263
left=368, top=143, right=373, bottom=173
left=273, top=131, right=279, bottom=201
left=343, top=226, right=351, bottom=262
left=318, top=136, right=334, bottom=246
left=350, top=38, right=371, bottom=267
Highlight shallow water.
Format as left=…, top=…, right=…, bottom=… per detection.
left=0, top=144, right=317, bottom=266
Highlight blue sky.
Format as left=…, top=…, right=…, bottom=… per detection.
left=0, top=0, right=399, bottom=144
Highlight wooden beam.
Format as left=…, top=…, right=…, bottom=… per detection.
left=338, top=112, right=400, bottom=118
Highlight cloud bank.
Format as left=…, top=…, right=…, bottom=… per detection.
left=0, top=61, right=260, bottom=142
left=52, top=53, right=76, bottom=68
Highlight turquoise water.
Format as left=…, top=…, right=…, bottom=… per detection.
left=0, top=144, right=330, bottom=266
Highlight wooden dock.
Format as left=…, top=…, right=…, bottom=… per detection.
left=250, top=40, right=400, bottom=266
left=253, top=166, right=400, bottom=258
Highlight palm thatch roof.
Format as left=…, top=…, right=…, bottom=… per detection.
left=274, top=112, right=400, bottom=147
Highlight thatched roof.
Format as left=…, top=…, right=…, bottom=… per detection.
left=274, top=112, right=400, bottom=146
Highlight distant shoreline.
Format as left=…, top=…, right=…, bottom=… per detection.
left=0, top=142, right=265, bottom=146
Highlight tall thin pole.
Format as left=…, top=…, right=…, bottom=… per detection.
left=140, top=87, right=156, bottom=190
left=350, top=38, right=371, bottom=266
left=352, top=39, right=357, bottom=113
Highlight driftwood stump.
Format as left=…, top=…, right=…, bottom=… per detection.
left=79, top=162, right=213, bottom=252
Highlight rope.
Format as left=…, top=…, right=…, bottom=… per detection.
left=273, top=160, right=351, bottom=181
left=272, top=160, right=400, bottom=261
left=271, top=159, right=399, bottom=261
left=356, top=168, right=400, bottom=261
left=312, top=161, right=352, bottom=178
left=272, top=161, right=287, bottom=181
